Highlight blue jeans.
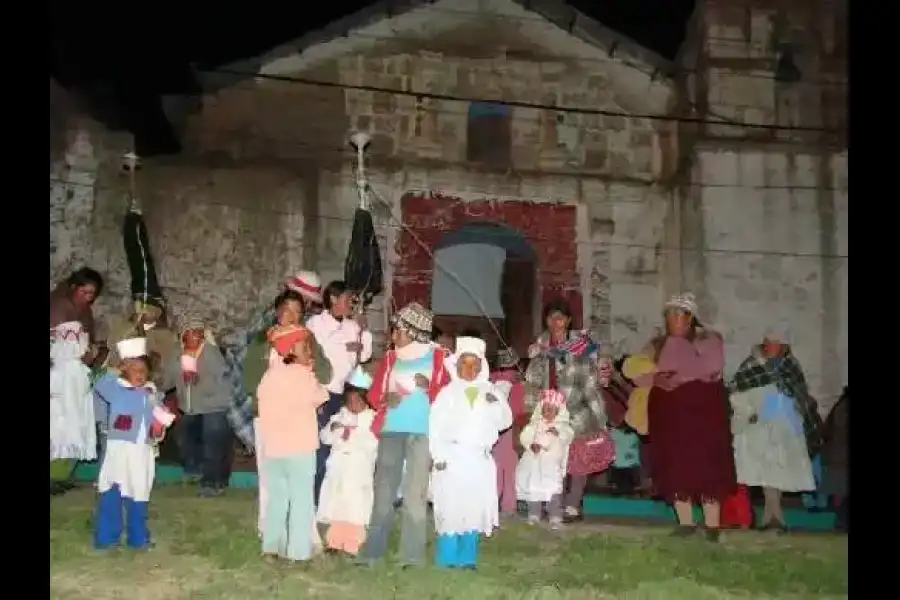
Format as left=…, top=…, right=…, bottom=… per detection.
left=315, top=393, right=344, bottom=504
left=177, top=411, right=233, bottom=489
left=356, top=433, right=431, bottom=565
left=262, top=453, right=316, bottom=561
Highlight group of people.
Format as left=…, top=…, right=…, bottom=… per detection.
left=50, top=265, right=848, bottom=563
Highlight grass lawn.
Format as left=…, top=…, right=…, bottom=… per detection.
left=50, top=486, right=847, bottom=600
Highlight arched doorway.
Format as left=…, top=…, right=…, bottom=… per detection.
left=392, top=192, right=583, bottom=361
left=430, top=223, right=537, bottom=358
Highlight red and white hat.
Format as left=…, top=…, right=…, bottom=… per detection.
left=540, top=389, right=566, bottom=409
left=285, top=271, right=323, bottom=304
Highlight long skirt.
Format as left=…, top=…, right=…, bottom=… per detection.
left=648, top=380, right=737, bottom=503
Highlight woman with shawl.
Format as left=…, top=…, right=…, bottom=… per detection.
left=636, top=293, right=735, bottom=542
left=729, top=331, right=821, bottom=532
left=50, top=267, right=107, bottom=493
left=523, top=299, right=610, bottom=524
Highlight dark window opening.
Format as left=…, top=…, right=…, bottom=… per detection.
left=466, top=102, right=512, bottom=168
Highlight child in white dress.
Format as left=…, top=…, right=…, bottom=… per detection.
left=430, top=337, right=512, bottom=569
left=515, top=389, right=574, bottom=530
left=317, top=367, right=379, bottom=556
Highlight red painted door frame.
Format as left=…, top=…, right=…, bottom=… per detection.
left=391, top=192, right=582, bottom=329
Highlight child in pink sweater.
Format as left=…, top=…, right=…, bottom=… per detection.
left=256, top=328, right=328, bottom=563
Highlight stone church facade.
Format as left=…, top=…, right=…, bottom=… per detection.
left=49, top=0, right=847, bottom=408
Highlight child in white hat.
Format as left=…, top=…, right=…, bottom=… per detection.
left=91, top=337, right=176, bottom=550
left=429, top=337, right=512, bottom=570
left=316, top=366, right=379, bottom=557
left=515, top=389, right=575, bottom=530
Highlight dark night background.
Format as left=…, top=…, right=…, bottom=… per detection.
left=49, top=0, right=695, bottom=155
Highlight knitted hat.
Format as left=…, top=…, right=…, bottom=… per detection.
left=664, top=292, right=698, bottom=319
left=391, top=302, right=433, bottom=343
left=496, top=347, right=519, bottom=369
left=285, top=271, right=323, bottom=304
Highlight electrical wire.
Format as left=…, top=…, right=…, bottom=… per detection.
left=187, top=83, right=844, bottom=134
left=211, top=67, right=843, bottom=134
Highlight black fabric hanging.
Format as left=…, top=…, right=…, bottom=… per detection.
left=123, top=209, right=164, bottom=307
left=343, top=207, right=383, bottom=306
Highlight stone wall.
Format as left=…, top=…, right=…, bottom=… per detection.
left=685, top=0, right=847, bottom=144
left=673, top=0, right=849, bottom=412
left=681, top=147, right=847, bottom=412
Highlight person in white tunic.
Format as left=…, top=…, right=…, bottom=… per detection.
left=317, top=366, right=379, bottom=556
left=516, top=389, right=574, bottom=529
left=92, top=337, right=176, bottom=549
left=429, top=337, right=512, bottom=570
left=728, top=331, right=818, bottom=533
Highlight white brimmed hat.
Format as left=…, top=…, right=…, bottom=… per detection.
left=285, top=271, right=323, bottom=303
left=347, top=366, right=373, bottom=390
left=117, top=337, right=147, bottom=359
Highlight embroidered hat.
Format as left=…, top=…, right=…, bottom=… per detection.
left=540, top=388, right=566, bottom=408
left=285, top=271, right=323, bottom=304
left=117, top=337, right=147, bottom=359
left=664, top=292, right=698, bottom=318
left=391, top=302, right=433, bottom=343
left=347, top=366, right=373, bottom=390
left=496, top=347, right=520, bottom=369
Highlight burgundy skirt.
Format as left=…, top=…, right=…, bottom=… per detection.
left=647, top=380, right=737, bottom=503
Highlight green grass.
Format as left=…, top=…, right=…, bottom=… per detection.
left=50, top=486, right=847, bottom=600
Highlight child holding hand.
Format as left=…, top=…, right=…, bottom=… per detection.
left=515, top=389, right=574, bottom=530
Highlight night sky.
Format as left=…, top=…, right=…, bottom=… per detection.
left=50, top=0, right=696, bottom=152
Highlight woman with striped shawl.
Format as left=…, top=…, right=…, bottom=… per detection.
left=729, top=331, right=821, bottom=533
left=523, top=299, right=611, bottom=524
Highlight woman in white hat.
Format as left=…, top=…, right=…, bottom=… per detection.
left=355, top=302, right=450, bottom=568
left=429, top=336, right=512, bottom=569
left=637, top=293, right=736, bottom=542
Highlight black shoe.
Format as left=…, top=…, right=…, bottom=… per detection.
left=704, top=528, right=721, bottom=543
left=670, top=525, right=697, bottom=537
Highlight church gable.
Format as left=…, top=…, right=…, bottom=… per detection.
left=258, top=0, right=674, bottom=116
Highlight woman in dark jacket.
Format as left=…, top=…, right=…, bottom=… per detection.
left=821, top=386, right=848, bottom=531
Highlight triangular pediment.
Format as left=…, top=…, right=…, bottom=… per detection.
left=255, top=0, right=672, bottom=114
